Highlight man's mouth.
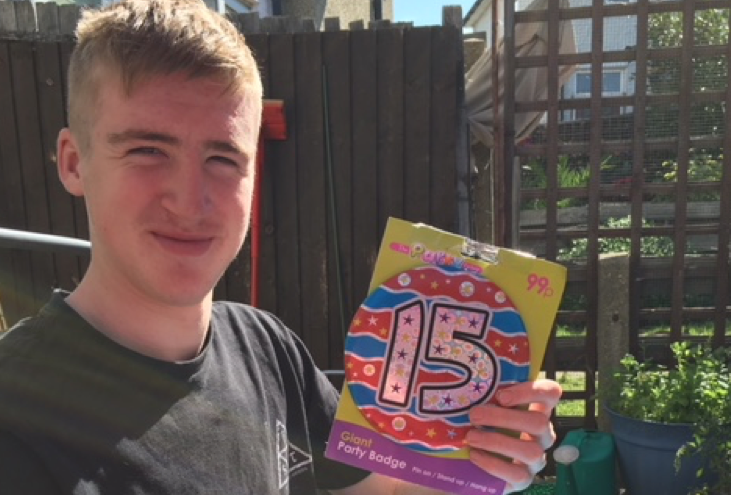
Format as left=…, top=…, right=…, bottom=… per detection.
left=152, top=232, right=214, bottom=257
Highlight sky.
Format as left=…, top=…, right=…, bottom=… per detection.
left=394, top=0, right=478, bottom=27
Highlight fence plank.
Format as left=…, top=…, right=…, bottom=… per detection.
left=294, top=31, right=328, bottom=369
left=376, top=27, right=404, bottom=235
left=36, top=3, right=60, bottom=35
left=267, top=33, right=301, bottom=336
left=322, top=30, right=353, bottom=369
left=34, top=41, right=80, bottom=292
left=15, top=1, right=36, bottom=34
left=58, top=5, right=80, bottom=36
left=0, top=41, right=30, bottom=326
left=714, top=13, right=731, bottom=347
left=429, top=26, right=458, bottom=231
left=669, top=0, right=696, bottom=339
left=11, top=41, right=56, bottom=312
left=402, top=27, right=432, bottom=225
left=350, top=29, right=379, bottom=306
left=0, top=4, right=17, bottom=35
left=247, top=33, right=277, bottom=314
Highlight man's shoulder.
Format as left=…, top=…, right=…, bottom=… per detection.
left=212, top=300, right=295, bottom=344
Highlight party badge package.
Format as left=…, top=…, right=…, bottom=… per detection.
left=325, top=218, right=567, bottom=495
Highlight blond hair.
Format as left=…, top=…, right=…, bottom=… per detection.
left=67, top=0, right=263, bottom=150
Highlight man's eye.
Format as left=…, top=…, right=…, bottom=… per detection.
left=211, top=156, right=239, bottom=167
left=130, top=147, right=163, bottom=156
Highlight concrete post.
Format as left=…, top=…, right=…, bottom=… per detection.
left=597, top=253, right=630, bottom=432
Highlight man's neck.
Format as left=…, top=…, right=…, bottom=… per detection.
left=66, top=275, right=212, bottom=362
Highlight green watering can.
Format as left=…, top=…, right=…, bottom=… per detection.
left=554, top=430, right=617, bottom=495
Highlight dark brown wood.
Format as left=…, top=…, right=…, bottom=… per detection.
left=429, top=25, right=458, bottom=232
left=714, top=12, right=731, bottom=348
left=0, top=4, right=17, bottom=35
left=350, top=29, right=379, bottom=306
left=0, top=40, right=29, bottom=326
left=34, top=41, right=80, bottom=293
left=402, top=27, right=432, bottom=224
left=322, top=30, right=353, bottom=369
left=293, top=31, right=328, bottom=369
left=668, top=0, right=696, bottom=340
left=58, top=5, right=81, bottom=36
left=247, top=34, right=277, bottom=314
left=441, top=6, right=462, bottom=28
left=11, top=41, right=55, bottom=311
left=267, top=33, right=301, bottom=336
left=35, top=3, right=59, bottom=35
left=14, top=1, right=36, bottom=34
left=376, top=27, right=404, bottom=235
left=629, top=0, right=650, bottom=356
left=324, top=17, right=340, bottom=32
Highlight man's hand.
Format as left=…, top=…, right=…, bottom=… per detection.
left=464, top=379, right=562, bottom=493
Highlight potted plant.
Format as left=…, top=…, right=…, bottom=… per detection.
left=603, top=341, right=731, bottom=495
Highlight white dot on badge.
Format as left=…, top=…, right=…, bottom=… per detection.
left=398, top=274, right=411, bottom=287
left=392, top=417, right=406, bottom=431
left=460, top=282, right=475, bottom=297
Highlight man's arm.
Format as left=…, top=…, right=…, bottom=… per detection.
left=0, top=430, right=60, bottom=494
left=331, top=379, right=561, bottom=495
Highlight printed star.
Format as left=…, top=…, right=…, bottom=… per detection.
left=403, top=315, right=414, bottom=325
left=378, top=422, right=385, bottom=429
left=391, top=383, right=402, bottom=393
left=401, top=333, right=412, bottom=343
left=443, top=395, right=454, bottom=406
left=438, top=330, right=449, bottom=340
left=346, top=362, right=354, bottom=369
left=439, top=312, right=451, bottom=323
left=397, top=349, right=408, bottom=360
left=395, top=368, right=406, bottom=377
left=431, top=281, right=439, bottom=289
left=420, top=274, right=426, bottom=279
left=494, top=339, right=502, bottom=348
left=468, top=353, right=479, bottom=364
left=509, top=344, right=519, bottom=354
left=469, top=317, right=479, bottom=328
left=368, top=316, right=378, bottom=326
left=426, top=429, right=437, bottom=438
left=433, top=344, right=445, bottom=355
left=380, top=328, right=388, bottom=337
left=447, top=429, right=457, bottom=439
left=353, top=318, right=362, bottom=327
left=472, top=382, right=483, bottom=393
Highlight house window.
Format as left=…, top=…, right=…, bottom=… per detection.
left=575, top=71, right=622, bottom=95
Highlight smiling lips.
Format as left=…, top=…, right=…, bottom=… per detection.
left=152, top=232, right=214, bottom=257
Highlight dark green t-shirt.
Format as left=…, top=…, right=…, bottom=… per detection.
left=0, top=291, right=368, bottom=494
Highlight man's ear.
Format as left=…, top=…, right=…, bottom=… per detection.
left=57, top=128, right=85, bottom=197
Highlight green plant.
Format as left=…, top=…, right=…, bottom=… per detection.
left=605, top=342, right=731, bottom=493
left=558, top=216, right=675, bottom=261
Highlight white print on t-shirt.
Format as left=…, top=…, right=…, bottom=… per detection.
left=276, top=419, right=313, bottom=490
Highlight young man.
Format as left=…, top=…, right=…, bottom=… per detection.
left=0, top=1, right=561, bottom=493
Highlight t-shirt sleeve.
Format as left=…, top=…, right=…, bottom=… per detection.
left=0, top=430, right=60, bottom=494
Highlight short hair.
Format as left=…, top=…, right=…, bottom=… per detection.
left=67, top=0, right=263, bottom=150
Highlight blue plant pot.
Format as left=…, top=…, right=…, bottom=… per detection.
left=606, top=407, right=716, bottom=495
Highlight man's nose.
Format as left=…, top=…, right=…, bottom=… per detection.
left=162, top=161, right=211, bottom=218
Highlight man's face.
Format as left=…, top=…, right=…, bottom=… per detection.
left=58, top=71, right=261, bottom=307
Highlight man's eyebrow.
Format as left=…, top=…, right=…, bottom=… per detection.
left=205, top=140, right=246, bottom=156
left=107, top=129, right=180, bottom=146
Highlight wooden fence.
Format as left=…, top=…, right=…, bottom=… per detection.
left=492, top=0, right=731, bottom=433
left=0, top=2, right=468, bottom=373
